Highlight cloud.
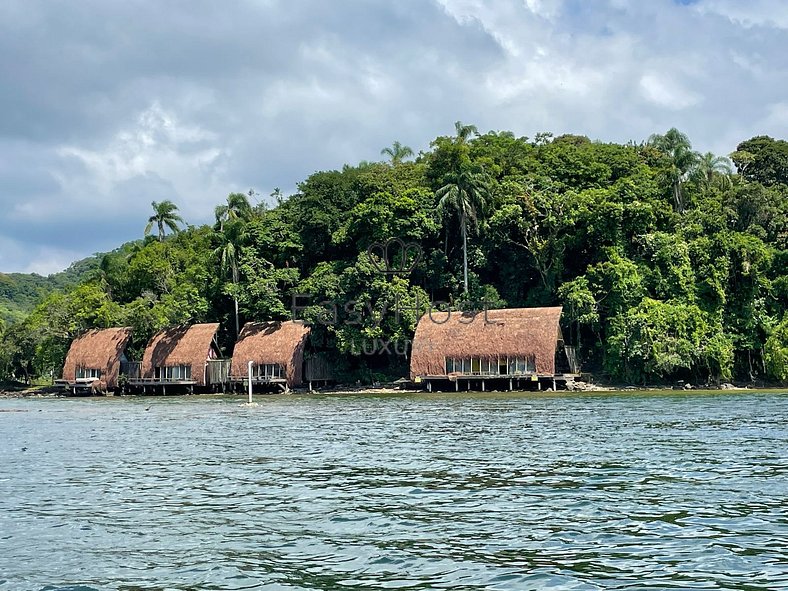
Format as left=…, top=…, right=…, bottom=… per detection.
left=0, top=0, right=786, bottom=274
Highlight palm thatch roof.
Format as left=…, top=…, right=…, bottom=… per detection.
left=141, top=323, right=220, bottom=386
left=410, top=307, right=563, bottom=378
left=62, top=327, right=133, bottom=390
left=231, top=321, right=310, bottom=386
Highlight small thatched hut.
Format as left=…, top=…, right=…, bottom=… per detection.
left=409, top=307, right=565, bottom=381
left=230, top=321, right=311, bottom=388
left=140, top=323, right=221, bottom=387
left=61, top=327, right=133, bottom=392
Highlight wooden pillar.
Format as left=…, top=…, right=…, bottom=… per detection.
left=427, top=380, right=432, bottom=392
left=455, top=380, right=459, bottom=392
left=538, top=381, right=541, bottom=391
left=552, top=378, right=556, bottom=392
left=482, top=380, right=485, bottom=392
left=509, top=378, right=512, bottom=391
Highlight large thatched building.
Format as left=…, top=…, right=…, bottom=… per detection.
left=136, top=323, right=223, bottom=390
left=59, top=327, right=133, bottom=394
left=230, top=321, right=311, bottom=390
left=409, top=307, right=572, bottom=390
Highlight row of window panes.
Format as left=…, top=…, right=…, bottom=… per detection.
left=76, top=367, right=101, bottom=379
left=253, top=363, right=283, bottom=379
left=445, top=356, right=536, bottom=375
left=154, top=365, right=192, bottom=380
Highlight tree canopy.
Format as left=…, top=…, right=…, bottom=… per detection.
left=2, top=129, right=786, bottom=386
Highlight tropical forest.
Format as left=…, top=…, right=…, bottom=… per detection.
left=1, top=126, right=787, bottom=386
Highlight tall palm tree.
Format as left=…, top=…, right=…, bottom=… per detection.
left=144, top=200, right=184, bottom=241
left=647, top=128, right=699, bottom=212
left=214, top=192, right=253, bottom=231
left=214, top=224, right=243, bottom=337
left=380, top=141, right=414, bottom=165
left=692, top=152, right=733, bottom=191
left=436, top=164, right=490, bottom=294
left=454, top=121, right=478, bottom=144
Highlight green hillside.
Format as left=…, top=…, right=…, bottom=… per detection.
left=1, top=129, right=786, bottom=385
left=0, top=256, right=101, bottom=323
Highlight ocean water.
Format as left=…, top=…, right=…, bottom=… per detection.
left=1, top=391, right=786, bottom=590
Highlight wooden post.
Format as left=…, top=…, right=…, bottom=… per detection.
left=552, top=378, right=556, bottom=392
left=455, top=380, right=459, bottom=392
left=247, top=361, right=253, bottom=404
left=482, top=380, right=485, bottom=392
left=509, top=379, right=512, bottom=391
left=427, top=380, right=432, bottom=392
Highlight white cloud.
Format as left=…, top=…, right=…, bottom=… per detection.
left=0, top=0, right=786, bottom=273
left=697, top=0, right=788, bottom=30
left=639, top=73, right=703, bottom=110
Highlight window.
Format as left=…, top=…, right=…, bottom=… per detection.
left=445, top=358, right=454, bottom=374
left=498, top=358, right=508, bottom=375
left=480, top=358, right=490, bottom=375
left=76, top=367, right=101, bottom=379
left=155, top=365, right=192, bottom=381
left=253, top=363, right=284, bottom=380
left=471, top=358, right=480, bottom=374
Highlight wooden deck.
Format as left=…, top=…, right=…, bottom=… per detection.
left=415, top=373, right=580, bottom=392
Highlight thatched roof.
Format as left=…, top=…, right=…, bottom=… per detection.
left=141, top=323, right=220, bottom=386
left=62, top=327, right=132, bottom=390
left=231, top=321, right=310, bottom=386
left=410, top=307, right=563, bottom=378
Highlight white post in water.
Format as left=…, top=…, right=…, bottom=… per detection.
left=247, top=360, right=253, bottom=404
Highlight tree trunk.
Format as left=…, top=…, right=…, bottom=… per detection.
left=673, top=179, right=684, bottom=213
left=234, top=296, right=240, bottom=338
left=461, top=214, right=469, bottom=294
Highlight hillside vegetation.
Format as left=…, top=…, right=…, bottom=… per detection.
left=1, top=127, right=786, bottom=385
left=0, top=256, right=101, bottom=324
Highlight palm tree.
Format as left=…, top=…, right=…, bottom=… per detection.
left=144, top=200, right=184, bottom=241
left=214, top=225, right=242, bottom=337
left=380, top=141, right=414, bottom=165
left=454, top=121, right=478, bottom=144
left=692, top=152, right=733, bottom=192
left=647, top=128, right=699, bottom=212
left=436, top=164, right=490, bottom=294
left=214, top=192, right=253, bottom=231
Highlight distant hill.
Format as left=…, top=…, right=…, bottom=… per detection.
left=0, top=255, right=103, bottom=323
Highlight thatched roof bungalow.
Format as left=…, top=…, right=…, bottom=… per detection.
left=410, top=307, right=564, bottom=380
left=61, top=327, right=133, bottom=391
left=141, top=323, right=221, bottom=386
left=231, top=321, right=311, bottom=387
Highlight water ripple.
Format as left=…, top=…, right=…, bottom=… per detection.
left=0, top=391, right=786, bottom=590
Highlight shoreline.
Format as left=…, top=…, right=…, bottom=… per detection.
left=2, top=382, right=786, bottom=399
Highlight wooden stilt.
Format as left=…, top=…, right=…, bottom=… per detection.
left=482, top=380, right=485, bottom=392
left=455, top=380, right=459, bottom=392
left=509, top=378, right=512, bottom=391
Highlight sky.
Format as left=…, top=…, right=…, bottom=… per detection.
left=0, top=0, right=786, bottom=275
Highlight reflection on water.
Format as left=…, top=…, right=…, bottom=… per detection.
left=1, top=391, right=786, bottom=590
